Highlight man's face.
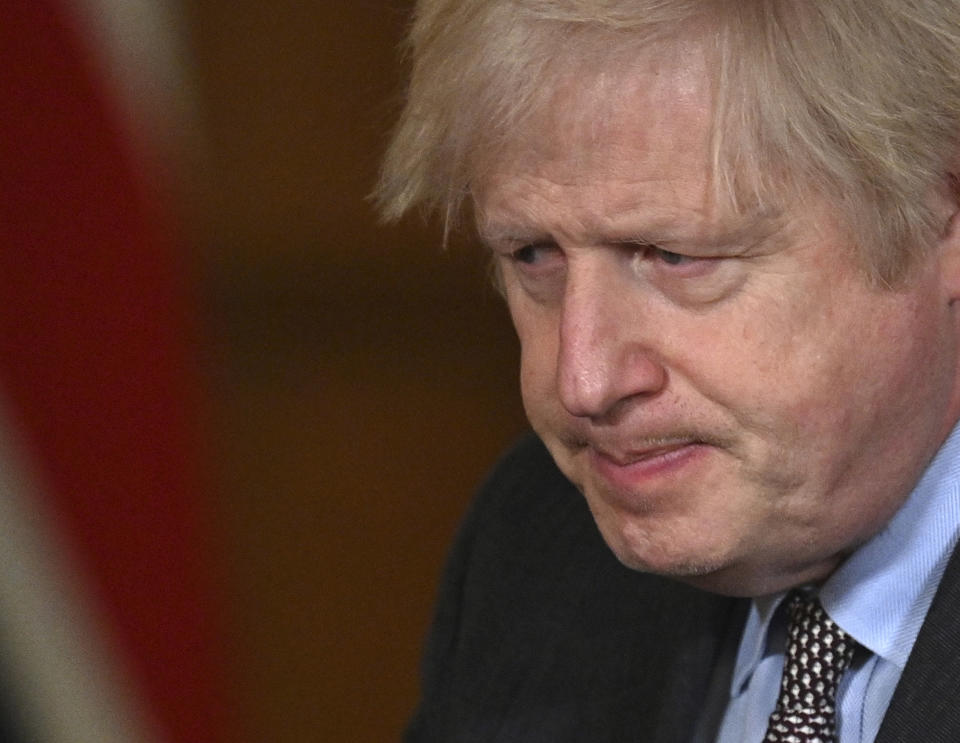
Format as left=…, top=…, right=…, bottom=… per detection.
left=475, top=44, right=960, bottom=597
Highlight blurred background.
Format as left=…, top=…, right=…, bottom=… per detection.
left=1, top=0, right=528, bottom=741
left=194, top=1, right=530, bottom=740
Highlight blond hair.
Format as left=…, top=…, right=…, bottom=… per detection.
left=376, top=0, right=960, bottom=284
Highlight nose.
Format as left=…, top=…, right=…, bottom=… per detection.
left=556, top=267, right=666, bottom=420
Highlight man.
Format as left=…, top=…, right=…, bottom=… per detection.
left=378, top=1, right=960, bottom=740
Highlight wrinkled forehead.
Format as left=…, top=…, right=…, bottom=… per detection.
left=471, top=37, right=721, bottom=230
left=472, top=35, right=715, bottom=197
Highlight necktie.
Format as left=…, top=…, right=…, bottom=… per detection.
left=763, top=592, right=857, bottom=743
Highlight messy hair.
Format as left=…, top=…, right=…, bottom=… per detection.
left=376, top=0, right=960, bottom=284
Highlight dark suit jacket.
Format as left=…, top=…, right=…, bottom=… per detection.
left=405, top=434, right=960, bottom=742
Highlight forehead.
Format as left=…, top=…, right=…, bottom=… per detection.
left=473, top=40, right=735, bottom=243
left=493, top=36, right=712, bottom=172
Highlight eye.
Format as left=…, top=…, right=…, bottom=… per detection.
left=649, top=246, right=693, bottom=266
left=629, top=243, right=709, bottom=272
left=511, top=241, right=558, bottom=266
left=619, top=241, right=694, bottom=266
left=497, top=240, right=566, bottom=303
left=652, top=248, right=692, bottom=266
left=503, top=241, right=566, bottom=278
left=513, top=244, right=541, bottom=264
left=628, top=243, right=720, bottom=285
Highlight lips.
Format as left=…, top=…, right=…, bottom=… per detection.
left=586, top=439, right=709, bottom=496
left=594, top=441, right=699, bottom=466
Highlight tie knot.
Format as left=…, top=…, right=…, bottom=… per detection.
left=763, top=591, right=858, bottom=743
left=782, top=592, right=856, bottom=708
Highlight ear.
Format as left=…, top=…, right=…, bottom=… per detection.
left=937, top=172, right=960, bottom=302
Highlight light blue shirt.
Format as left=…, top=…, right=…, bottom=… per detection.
left=710, top=423, right=960, bottom=743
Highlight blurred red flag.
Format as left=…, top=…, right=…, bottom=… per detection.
left=0, top=1, right=232, bottom=741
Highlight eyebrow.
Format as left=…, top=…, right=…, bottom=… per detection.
left=476, top=206, right=786, bottom=252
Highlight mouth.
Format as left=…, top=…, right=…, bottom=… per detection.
left=593, top=440, right=703, bottom=466
left=585, top=438, right=710, bottom=495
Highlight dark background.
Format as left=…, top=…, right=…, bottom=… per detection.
left=185, top=1, right=528, bottom=740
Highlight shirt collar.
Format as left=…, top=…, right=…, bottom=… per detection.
left=729, top=591, right=787, bottom=696
left=820, top=422, right=960, bottom=668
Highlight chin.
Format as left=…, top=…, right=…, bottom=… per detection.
left=607, top=540, right=759, bottom=596
left=595, top=515, right=733, bottom=582
left=592, top=512, right=807, bottom=597
left=618, top=539, right=842, bottom=598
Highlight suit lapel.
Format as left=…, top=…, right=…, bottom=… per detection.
left=645, top=595, right=747, bottom=743
left=876, top=539, right=960, bottom=742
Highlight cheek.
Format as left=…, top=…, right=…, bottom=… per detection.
left=656, top=282, right=874, bottom=453
left=518, top=334, right=557, bottom=419
left=715, top=288, right=945, bottom=460
left=510, top=305, right=560, bottom=421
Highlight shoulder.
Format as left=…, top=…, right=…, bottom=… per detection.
left=408, top=433, right=743, bottom=742
left=460, top=432, right=590, bottom=561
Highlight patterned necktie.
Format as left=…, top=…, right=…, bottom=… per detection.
left=763, top=591, right=857, bottom=743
